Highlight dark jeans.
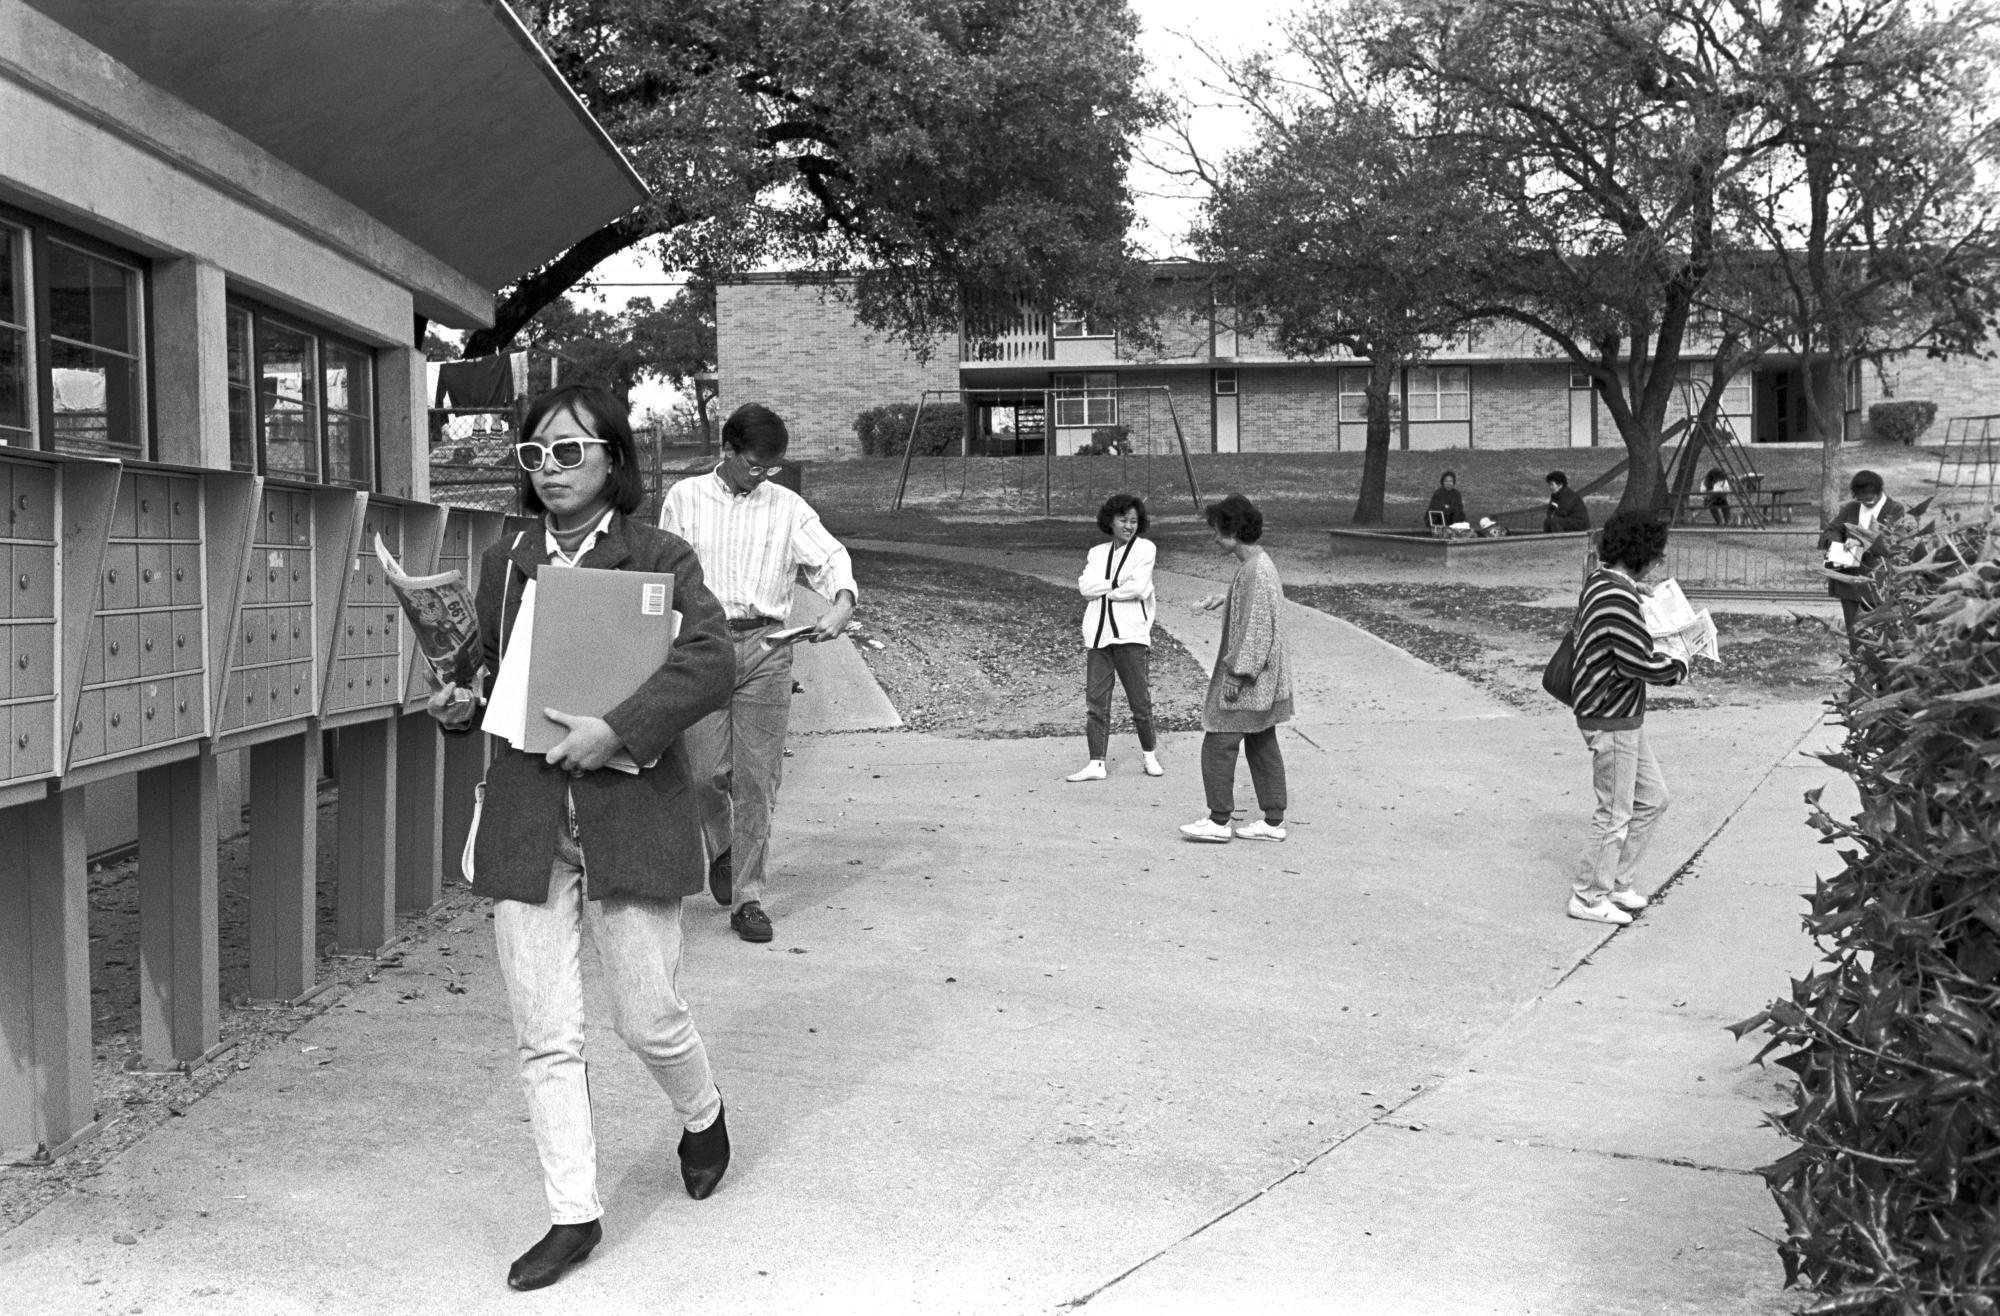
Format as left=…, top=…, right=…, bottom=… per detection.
left=1085, top=645, right=1155, bottom=759
left=1200, top=728, right=1287, bottom=823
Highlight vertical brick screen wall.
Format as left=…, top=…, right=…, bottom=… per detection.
left=1238, top=365, right=1344, bottom=452
left=1474, top=362, right=1573, bottom=448
left=1865, top=356, right=2000, bottom=435
left=1114, top=368, right=1213, bottom=454
left=717, top=281, right=960, bottom=459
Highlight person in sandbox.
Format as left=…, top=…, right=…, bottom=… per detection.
left=1543, top=470, right=1591, bottom=533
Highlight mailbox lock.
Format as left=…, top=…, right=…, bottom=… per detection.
left=108, top=640, right=120, bottom=656
left=16, top=654, right=27, bottom=670
left=143, top=568, right=154, bottom=583
left=109, top=712, right=121, bottom=728
left=106, top=569, right=117, bottom=585
left=141, top=498, right=150, bottom=514
left=175, top=567, right=186, bottom=582
left=178, top=698, right=189, bottom=714
left=145, top=706, right=156, bottom=722
left=144, top=638, right=153, bottom=653
left=17, top=733, right=29, bottom=750
left=176, top=635, right=186, bottom=649
left=16, top=574, right=25, bottom=590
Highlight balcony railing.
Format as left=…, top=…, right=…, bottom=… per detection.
left=962, top=305, right=1051, bottom=363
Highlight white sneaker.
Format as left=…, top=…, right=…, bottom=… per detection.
left=1179, top=818, right=1233, bottom=842
left=1233, top=820, right=1286, bottom=841
left=1567, top=894, right=1633, bottom=925
left=1142, top=751, right=1164, bottom=777
left=1606, top=888, right=1647, bottom=912
left=1066, top=761, right=1107, bottom=782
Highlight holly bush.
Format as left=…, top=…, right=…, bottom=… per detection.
left=1734, top=502, right=2000, bottom=1313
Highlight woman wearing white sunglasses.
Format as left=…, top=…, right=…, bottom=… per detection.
left=427, top=384, right=736, bottom=1291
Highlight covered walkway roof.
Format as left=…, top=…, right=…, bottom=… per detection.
left=25, top=0, right=645, bottom=297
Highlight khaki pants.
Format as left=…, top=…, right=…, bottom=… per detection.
left=685, top=628, right=796, bottom=910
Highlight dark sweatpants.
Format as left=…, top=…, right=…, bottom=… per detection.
left=1201, top=728, right=1287, bottom=824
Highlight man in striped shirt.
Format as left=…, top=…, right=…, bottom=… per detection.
left=660, top=404, right=858, bottom=942
left=1569, top=510, right=1689, bottom=926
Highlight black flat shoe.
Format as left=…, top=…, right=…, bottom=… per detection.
left=708, top=849, right=733, bottom=907
left=679, top=1100, right=731, bottom=1201
left=506, top=1220, right=602, bottom=1291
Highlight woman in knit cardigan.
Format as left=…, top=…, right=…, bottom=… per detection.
left=1181, top=493, right=1293, bottom=842
left=1568, top=509, right=1690, bottom=926
left=1067, top=492, right=1163, bottom=782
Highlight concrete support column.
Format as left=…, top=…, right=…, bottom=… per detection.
left=335, top=719, right=398, bottom=953
left=248, top=730, right=321, bottom=1000
left=150, top=257, right=231, bottom=469
left=440, top=729, right=486, bottom=888
left=136, top=749, right=220, bottom=1067
left=0, top=790, right=92, bottom=1158
left=377, top=344, right=428, bottom=501
left=394, top=709, right=442, bottom=914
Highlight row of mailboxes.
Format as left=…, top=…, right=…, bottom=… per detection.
left=0, top=450, right=509, bottom=801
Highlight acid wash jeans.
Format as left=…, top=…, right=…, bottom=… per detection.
left=1577, top=726, right=1671, bottom=902
left=493, top=823, right=722, bottom=1224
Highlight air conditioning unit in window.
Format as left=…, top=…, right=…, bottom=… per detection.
left=1214, top=370, right=1238, bottom=397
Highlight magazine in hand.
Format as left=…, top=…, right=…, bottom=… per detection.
left=1640, top=578, right=1720, bottom=666
left=761, top=623, right=817, bottom=650
left=375, top=533, right=482, bottom=692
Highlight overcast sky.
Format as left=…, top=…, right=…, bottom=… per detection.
left=579, top=0, right=1299, bottom=419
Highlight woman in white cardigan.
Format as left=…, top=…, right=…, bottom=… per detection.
left=1067, top=492, right=1163, bottom=781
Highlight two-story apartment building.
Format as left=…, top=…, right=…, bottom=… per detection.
left=716, top=266, right=1999, bottom=461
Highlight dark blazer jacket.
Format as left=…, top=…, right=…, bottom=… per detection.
left=1426, top=486, right=1466, bottom=525
left=468, top=513, right=733, bottom=904
left=1819, top=497, right=1905, bottom=602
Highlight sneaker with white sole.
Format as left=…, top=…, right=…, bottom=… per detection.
left=1065, top=761, right=1107, bottom=782
left=1178, top=817, right=1233, bottom=842
left=1142, top=751, right=1164, bottom=777
left=1606, top=888, right=1647, bottom=912
left=1567, top=894, right=1633, bottom=925
left=1233, top=820, right=1286, bottom=841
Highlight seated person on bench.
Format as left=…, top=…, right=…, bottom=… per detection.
left=1543, top=470, right=1591, bottom=533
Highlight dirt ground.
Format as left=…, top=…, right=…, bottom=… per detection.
left=845, top=549, right=1211, bottom=741
left=1286, top=581, right=1847, bottom=711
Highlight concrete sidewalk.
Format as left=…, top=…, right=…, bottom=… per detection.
left=0, top=702, right=1832, bottom=1315
left=0, top=541, right=1838, bottom=1314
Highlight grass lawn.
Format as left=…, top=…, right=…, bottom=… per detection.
left=784, top=442, right=1965, bottom=540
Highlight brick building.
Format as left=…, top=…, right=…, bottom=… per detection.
left=716, top=267, right=2000, bottom=460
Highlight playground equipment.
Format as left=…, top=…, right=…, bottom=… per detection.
left=1935, top=414, right=2000, bottom=499
left=889, top=387, right=1205, bottom=517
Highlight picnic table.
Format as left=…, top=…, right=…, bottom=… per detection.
left=1667, top=485, right=1800, bottom=525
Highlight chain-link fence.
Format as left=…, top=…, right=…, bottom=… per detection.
left=429, top=407, right=523, bottom=514
left=429, top=407, right=709, bottom=517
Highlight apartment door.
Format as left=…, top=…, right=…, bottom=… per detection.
left=1213, top=369, right=1239, bottom=453
left=1568, top=371, right=1596, bottom=447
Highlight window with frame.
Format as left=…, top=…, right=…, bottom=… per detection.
left=0, top=208, right=149, bottom=457
left=1406, top=366, right=1470, bottom=422
left=1338, top=368, right=1372, bottom=423
left=1052, top=372, right=1117, bottom=427
left=1053, top=313, right=1110, bottom=339
left=227, top=300, right=375, bottom=486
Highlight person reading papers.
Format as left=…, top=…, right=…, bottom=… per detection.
left=660, top=402, right=858, bottom=944
left=426, top=385, right=735, bottom=1293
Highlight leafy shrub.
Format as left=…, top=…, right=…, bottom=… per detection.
left=1862, top=400, right=1938, bottom=446
left=854, top=402, right=964, bottom=457
left=1078, top=424, right=1132, bottom=456
left=1733, top=504, right=2000, bottom=1312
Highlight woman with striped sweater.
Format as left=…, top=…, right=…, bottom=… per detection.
left=1569, top=510, right=1689, bottom=925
